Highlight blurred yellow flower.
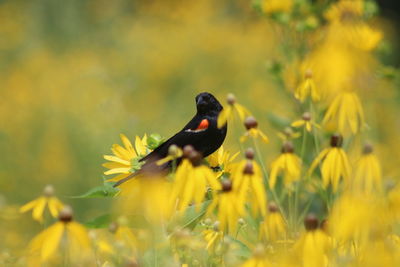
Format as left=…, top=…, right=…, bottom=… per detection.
left=231, top=153, right=267, bottom=217
left=277, top=127, right=301, bottom=141
left=117, top=175, right=172, bottom=224
left=27, top=206, right=92, bottom=264
left=337, top=23, right=383, bottom=51
left=207, top=179, right=243, bottom=233
left=217, top=93, right=251, bottom=128
left=294, top=215, right=332, bottom=267
left=262, top=0, right=293, bottom=14
left=309, top=134, right=351, bottom=192
left=207, top=146, right=239, bottom=172
left=103, top=133, right=148, bottom=182
left=156, top=144, right=182, bottom=166
left=241, top=244, right=272, bottom=267
left=328, top=194, right=378, bottom=243
left=324, top=0, right=364, bottom=23
left=323, top=91, right=365, bottom=135
left=203, top=225, right=223, bottom=253
left=170, top=151, right=221, bottom=211
left=20, top=185, right=64, bottom=223
left=352, top=144, right=383, bottom=194
left=295, top=70, right=320, bottom=102
left=240, top=116, right=269, bottom=144
left=291, top=112, right=320, bottom=133
left=259, top=202, right=286, bottom=242
left=269, top=142, right=301, bottom=190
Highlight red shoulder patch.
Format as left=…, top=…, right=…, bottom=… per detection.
left=196, top=119, right=209, bottom=130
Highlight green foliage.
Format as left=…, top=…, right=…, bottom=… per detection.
left=146, top=133, right=165, bottom=150
left=72, top=182, right=119, bottom=199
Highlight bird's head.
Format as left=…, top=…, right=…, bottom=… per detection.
left=195, top=92, right=223, bottom=115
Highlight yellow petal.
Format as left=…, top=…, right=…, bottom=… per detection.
left=103, top=155, right=131, bottom=165
left=291, top=120, right=305, bottom=128
left=135, top=136, right=147, bottom=156
left=47, top=197, right=64, bottom=218
left=20, top=198, right=41, bottom=213
left=41, top=222, right=65, bottom=261
left=217, top=107, right=231, bottom=128
left=104, top=167, right=131, bottom=175
left=32, top=197, right=47, bottom=223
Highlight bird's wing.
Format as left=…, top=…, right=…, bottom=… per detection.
left=139, top=115, right=206, bottom=164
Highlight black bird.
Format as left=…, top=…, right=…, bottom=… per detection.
left=114, top=92, right=227, bottom=186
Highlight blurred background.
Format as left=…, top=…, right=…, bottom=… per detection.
left=0, top=0, right=399, bottom=252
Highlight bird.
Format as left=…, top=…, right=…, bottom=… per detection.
left=114, top=92, right=227, bottom=187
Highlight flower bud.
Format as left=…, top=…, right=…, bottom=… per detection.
left=302, top=112, right=311, bottom=121
left=281, top=141, right=294, bottom=153
left=363, top=143, right=373, bottom=154
left=304, top=213, right=319, bottom=231
left=227, top=93, right=236, bottom=105
left=330, top=133, right=343, bottom=147
left=245, top=148, right=255, bottom=160
left=221, top=179, right=233, bottom=192
left=43, top=184, right=55, bottom=197
left=183, top=145, right=195, bottom=158
left=238, top=218, right=245, bottom=225
left=109, top=222, right=119, bottom=234
left=188, top=150, right=203, bottom=167
left=283, top=127, right=293, bottom=137
left=268, top=202, right=278, bottom=212
left=253, top=244, right=265, bottom=258
left=204, top=218, right=212, bottom=226
left=243, top=161, right=254, bottom=175
left=213, top=221, right=220, bottom=231
left=59, top=205, right=73, bottom=223
left=168, top=144, right=180, bottom=157
left=244, top=116, right=258, bottom=130
left=305, top=69, right=313, bottom=79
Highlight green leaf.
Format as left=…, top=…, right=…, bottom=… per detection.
left=172, top=200, right=211, bottom=230
left=72, top=182, right=119, bottom=198
left=146, top=133, right=164, bottom=150
left=84, top=214, right=113, bottom=229
left=231, top=238, right=252, bottom=259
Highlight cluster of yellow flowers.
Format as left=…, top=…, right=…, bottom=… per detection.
left=10, top=0, right=400, bottom=266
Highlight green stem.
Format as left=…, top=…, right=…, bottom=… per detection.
left=251, top=138, right=288, bottom=224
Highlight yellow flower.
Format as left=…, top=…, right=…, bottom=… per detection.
left=328, top=194, right=380, bottom=244
left=217, top=93, right=251, bottom=128
left=155, top=144, right=182, bottom=166
left=240, top=116, right=269, bottom=144
left=295, top=70, right=320, bottom=102
left=207, top=179, right=243, bottom=233
left=277, top=127, right=302, bottom=142
left=323, top=91, right=365, bottom=135
left=117, top=174, right=172, bottom=224
left=309, top=134, right=351, bottom=192
left=102, top=133, right=148, bottom=182
left=202, top=223, right=223, bottom=253
left=20, top=185, right=64, bottom=223
left=27, top=206, right=92, bottom=264
left=207, top=146, right=239, bottom=172
left=170, top=150, right=221, bottom=211
left=324, top=0, right=364, bottom=23
left=269, top=142, right=301, bottom=190
left=294, top=214, right=332, bottom=267
left=231, top=151, right=268, bottom=217
left=241, top=244, right=272, bottom=267
left=352, top=144, right=383, bottom=194
left=262, top=0, right=293, bottom=14
left=259, top=203, right=287, bottom=242
left=291, top=112, right=320, bottom=133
